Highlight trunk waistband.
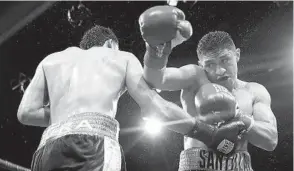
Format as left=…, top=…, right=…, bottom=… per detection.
left=179, top=148, right=253, bottom=171
left=37, top=112, right=119, bottom=150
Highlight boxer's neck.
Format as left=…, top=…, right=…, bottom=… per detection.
left=232, top=79, right=246, bottom=93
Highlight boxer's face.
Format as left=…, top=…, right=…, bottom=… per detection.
left=199, top=48, right=240, bottom=90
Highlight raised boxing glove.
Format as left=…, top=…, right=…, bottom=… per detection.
left=139, top=5, right=192, bottom=69
left=139, top=5, right=192, bottom=48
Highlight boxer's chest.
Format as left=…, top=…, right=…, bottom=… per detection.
left=181, top=84, right=255, bottom=116
left=233, top=88, right=254, bottom=116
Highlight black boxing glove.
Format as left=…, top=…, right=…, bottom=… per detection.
left=209, top=120, right=246, bottom=155
left=185, top=119, right=246, bottom=156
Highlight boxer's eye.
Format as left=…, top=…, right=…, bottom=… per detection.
left=222, top=59, right=229, bottom=63
left=206, top=63, right=215, bottom=68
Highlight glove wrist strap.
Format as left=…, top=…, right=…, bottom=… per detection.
left=236, top=110, right=255, bottom=134
left=144, top=44, right=170, bottom=70
left=185, top=118, right=216, bottom=146
left=246, top=117, right=255, bottom=133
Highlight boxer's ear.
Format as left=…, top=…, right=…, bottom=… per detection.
left=198, top=60, right=204, bottom=68
left=104, top=39, right=118, bottom=50
left=103, top=39, right=112, bottom=48
left=110, top=39, right=119, bottom=50
left=235, top=48, right=240, bottom=62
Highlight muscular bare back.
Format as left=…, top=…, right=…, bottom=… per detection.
left=43, top=47, right=128, bottom=124
left=182, top=78, right=255, bottom=151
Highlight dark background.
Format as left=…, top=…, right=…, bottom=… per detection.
left=0, top=1, right=292, bottom=171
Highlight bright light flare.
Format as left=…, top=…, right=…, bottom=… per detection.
left=143, top=117, right=163, bottom=136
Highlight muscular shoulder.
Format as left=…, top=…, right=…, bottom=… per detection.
left=247, top=82, right=271, bottom=104
left=56, top=46, right=81, bottom=57
left=180, top=64, right=209, bottom=88
left=39, top=52, right=61, bottom=66
left=120, top=51, right=143, bottom=67
left=121, top=51, right=137, bottom=61
left=41, top=47, right=80, bottom=63
left=180, top=64, right=203, bottom=73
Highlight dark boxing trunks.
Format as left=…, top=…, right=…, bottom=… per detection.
left=178, top=147, right=253, bottom=171
left=31, top=112, right=126, bottom=171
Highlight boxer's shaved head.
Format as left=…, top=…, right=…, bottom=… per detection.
left=197, top=31, right=236, bottom=60
left=80, top=25, right=119, bottom=50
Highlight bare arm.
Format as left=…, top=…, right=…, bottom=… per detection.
left=17, top=61, right=50, bottom=127
left=125, top=53, right=195, bottom=134
left=143, top=43, right=207, bottom=91
left=144, top=64, right=207, bottom=91
left=245, top=83, right=278, bottom=151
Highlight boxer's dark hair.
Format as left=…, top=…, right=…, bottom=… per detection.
left=197, top=31, right=236, bottom=59
left=80, top=25, right=119, bottom=50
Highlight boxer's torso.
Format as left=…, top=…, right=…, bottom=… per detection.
left=42, top=47, right=128, bottom=124
left=182, top=79, right=254, bottom=151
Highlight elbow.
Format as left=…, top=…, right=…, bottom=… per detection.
left=17, top=109, right=30, bottom=125
left=146, top=77, right=168, bottom=91
left=265, top=131, right=278, bottom=151
left=269, top=134, right=278, bottom=151
left=265, top=139, right=277, bottom=152
left=145, top=78, right=163, bottom=90
left=152, top=82, right=166, bottom=91
left=143, top=71, right=164, bottom=89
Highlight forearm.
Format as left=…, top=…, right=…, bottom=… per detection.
left=151, top=98, right=195, bottom=135
left=143, top=66, right=165, bottom=88
left=143, top=44, right=171, bottom=88
left=244, top=121, right=278, bottom=151
left=18, top=107, right=50, bottom=127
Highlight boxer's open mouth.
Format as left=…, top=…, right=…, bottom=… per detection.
left=217, top=76, right=229, bottom=81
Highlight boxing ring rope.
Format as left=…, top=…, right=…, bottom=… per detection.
left=0, top=2, right=58, bottom=171
left=0, top=158, right=30, bottom=171
left=0, top=2, right=55, bottom=46
left=0, top=2, right=54, bottom=170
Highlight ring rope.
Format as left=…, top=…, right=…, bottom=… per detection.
left=0, top=158, right=30, bottom=171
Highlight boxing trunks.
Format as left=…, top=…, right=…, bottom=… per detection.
left=179, top=147, right=253, bottom=171
left=31, top=112, right=126, bottom=171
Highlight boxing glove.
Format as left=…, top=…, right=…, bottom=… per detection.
left=195, top=83, right=238, bottom=124
left=233, top=110, right=255, bottom=135
left=209, top=120, right=246, bottom=156
left=139, top=5, right=192, bottom=69
left=139, top=5, right=192, bottom=48
left=185, top=119, right=246, bottom=156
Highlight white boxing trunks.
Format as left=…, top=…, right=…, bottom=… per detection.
left=179, top=147, right=253, bottom=171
